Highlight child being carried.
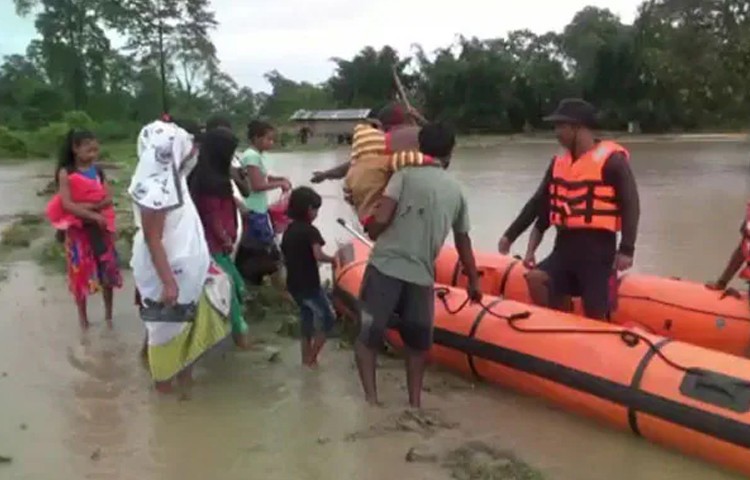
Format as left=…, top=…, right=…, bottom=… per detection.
left=344, top=103, right=439, bottom=227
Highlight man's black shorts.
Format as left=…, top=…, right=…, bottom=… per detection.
left=544, top=249, right=614, bottom=320
left=358, top=265, right=434, bottom=352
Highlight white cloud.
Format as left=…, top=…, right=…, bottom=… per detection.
left=2, top=0, right=642, bottom=92
left=211, top=0, right=641, bottom=91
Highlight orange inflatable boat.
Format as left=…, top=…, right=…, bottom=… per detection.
left=332, top=239, right=750, bottom=477
left=433, top=248, right=750, bottom=357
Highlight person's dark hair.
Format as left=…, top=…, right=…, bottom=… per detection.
left=201, top=127, right=238, bottom=168
left=376, top=102, right=407, bottom=131
left=247, top=120, right=274, bottom=141
left=365, top=107, right=383, bottom=129
left=286, top=186, right=322, bottom=221
left=56, top=129, right=96, bottom=180
left=206, top=114, right=232, bottom=131
left=188, top=127, right=238, bottom=197
left=171, top=117, right=204, bottom=142
left=418, top=122, right=455, bottom=161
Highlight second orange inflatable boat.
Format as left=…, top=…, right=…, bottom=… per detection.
left=332, top=239, right=750, bottom=477
left=434, top=248, right=750, bottom=357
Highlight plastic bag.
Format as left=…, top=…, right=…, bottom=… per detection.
left=268, top=192, right=291, bottom=234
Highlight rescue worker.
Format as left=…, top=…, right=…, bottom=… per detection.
left=519, top=98, right=640, bottom=320
left=707, top=201, right=750, bottom=306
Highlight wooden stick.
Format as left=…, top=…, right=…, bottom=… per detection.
left=391, top=65, right=412, bottom=110
left=392, top=66, right=428, bottom=125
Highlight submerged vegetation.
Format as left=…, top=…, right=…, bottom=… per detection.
left=0, top=213, right=44, bottom=249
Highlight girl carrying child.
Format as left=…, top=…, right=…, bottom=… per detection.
left=280, top=187, right=336, bottom=366
left=46, top=130, right=122, bottom=329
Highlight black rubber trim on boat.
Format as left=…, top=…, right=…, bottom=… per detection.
left=466, top=298, right=504, bottom=380
left=498, top=260, right=520, bottom=297
left=333, top=286, right=358, bottom=316
left=334, top=260, right=367, bottom=286
left=431, top=328, right=750, bottom=450
left=333, top=282, right=750, bottom=450
left=627, top=338, right=673, bottom=436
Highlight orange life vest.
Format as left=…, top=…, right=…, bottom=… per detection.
left=549, top=140, right=629, bottom=232
left=740, top=202, right=750, bottom=281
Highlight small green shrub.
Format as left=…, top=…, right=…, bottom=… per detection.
left=0, top=126, right=29, bottom=158
left=62, top=111, right=95, bottom=130
left=32, top=122, right=70, bottom=158
left=97, top=120, right=137, bottom=141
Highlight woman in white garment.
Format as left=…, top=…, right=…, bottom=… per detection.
left=130, top=119, right=234, bottom=393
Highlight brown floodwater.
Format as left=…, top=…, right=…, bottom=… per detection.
left=0, top=139, right=748, bottom=480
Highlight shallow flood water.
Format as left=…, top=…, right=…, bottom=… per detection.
left=296, top=139, right=750, bottom=284
left=1, top=140, right=748, bottom=480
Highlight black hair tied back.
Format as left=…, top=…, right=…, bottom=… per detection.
left=247, top=119, right=274, bottom=141
left=286, top=186, right=322, bottom=221
left=56, top=129, right=96, bottom=181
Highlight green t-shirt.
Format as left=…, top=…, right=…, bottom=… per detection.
left=240, top=148, right=271, bottom=213
left=369, top=167, right=470, bottom=286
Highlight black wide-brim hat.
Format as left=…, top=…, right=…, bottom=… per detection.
left=543, top=98, right=598, bottom=128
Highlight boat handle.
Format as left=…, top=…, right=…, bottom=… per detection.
left=679, top=369, right=750, bottom=413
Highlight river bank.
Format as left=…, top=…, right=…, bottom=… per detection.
left=459, top=131, right=750, bottom=147
left=2, top=130, right=747, bottom=166
left=1, top=149, right=746, bottom=479
left=0, top=161, right=554, bottom=480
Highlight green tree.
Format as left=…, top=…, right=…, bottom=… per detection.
left=0, top=53, right=68, bottom=129
left=416, top=37, right=518, bottom=132
left=501, top=30, right=571, bottom=130
left=13, top=0, right=114, bottom=109
left=3, top=0, right=750, bottom=139
left=115, top=0, right=218, bottom=114
left=561, top=7, right=625, bottom=82
left=328, top=46, right=410, bottom=108
left=261, top=70, right=331, bottom=121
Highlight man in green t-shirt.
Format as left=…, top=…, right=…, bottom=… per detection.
left=356, top=123, right=482, bottom=408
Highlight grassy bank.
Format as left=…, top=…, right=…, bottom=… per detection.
left=0, top=137, right=297, bottom=317
left=0, top=214, right=45, bottom=249
left=4, top=120, right=749, bottom=165
left=0, top=140, right=553, bottom=480
left=0, top=213, right=50, bottom=274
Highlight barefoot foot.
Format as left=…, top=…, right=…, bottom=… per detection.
left=233, top=333, right=257, bottom=351
left=155, top=381, right=174, bottom=394
left=176, top=368, right=193, bottom=388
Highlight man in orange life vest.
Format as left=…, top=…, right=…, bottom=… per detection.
left=707, top=202, right=750, bottom=306
left=520, top=99, right=641, bottom=320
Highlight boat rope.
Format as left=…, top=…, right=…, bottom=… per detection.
left=332, top=219, right=747, bottom=380
left=615, top=292, right=750, bottom=322
left=434, top=287, right=704, bottom=376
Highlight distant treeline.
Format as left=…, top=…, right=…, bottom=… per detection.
left=1, top=0, right=749, bottom=158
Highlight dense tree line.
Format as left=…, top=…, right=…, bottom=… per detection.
left=1, top=0, right=749, bottom=156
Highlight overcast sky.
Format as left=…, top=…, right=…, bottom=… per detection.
left=0, top=0, right=641, bottom=92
